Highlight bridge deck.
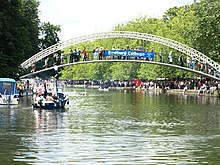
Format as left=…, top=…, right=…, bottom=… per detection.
left=20, top=60, right=220, bottom=81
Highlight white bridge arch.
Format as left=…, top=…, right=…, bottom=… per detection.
left=20, top=31, right=220, bottom=75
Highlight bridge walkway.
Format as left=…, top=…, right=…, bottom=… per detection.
left=20, top=59, right=220, bottom=81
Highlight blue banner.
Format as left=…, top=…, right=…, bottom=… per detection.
left=105, top=50, right=154, bottom=60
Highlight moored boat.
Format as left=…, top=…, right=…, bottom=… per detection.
left=0, top=78, right=19, bottom=105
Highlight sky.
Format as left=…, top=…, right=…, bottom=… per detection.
left=38, top=0, right=195, bottom=41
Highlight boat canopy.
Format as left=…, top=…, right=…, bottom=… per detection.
left=0, top=78, right=18, bottom=95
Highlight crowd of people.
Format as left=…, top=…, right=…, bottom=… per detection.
left=35, top=46, right=218, bottom=78
left=65, top=78, right=220, bottom=95
left=17, top=78, right=67, bottom=108
left=16, top=72, right=220, bottom=100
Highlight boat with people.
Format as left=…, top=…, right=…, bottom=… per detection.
left=0, top=78, right=19, bottom=105
left=32, top=81, right=69, bottom=110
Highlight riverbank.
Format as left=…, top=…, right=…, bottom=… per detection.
left=66, top=85, right=219, bottom=97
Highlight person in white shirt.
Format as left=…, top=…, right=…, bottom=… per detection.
left=187, top=56, right=191, bottom=68
left=168, top=51, right=172, bottom=64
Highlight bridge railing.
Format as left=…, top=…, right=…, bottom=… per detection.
left=19, top=60, right=220, bottom=81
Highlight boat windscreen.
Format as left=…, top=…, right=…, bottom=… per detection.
left=0, top=82, right=18, bottom=95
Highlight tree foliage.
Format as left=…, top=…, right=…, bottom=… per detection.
left=0, top=0, right=40, bottom=78
left=191, top=0, right=220, bottom=62
left=39, top=22, right=61, bottom=50
left=0, top=0, right=61, bottom=79
left=110, top=63, right=140, bottom=80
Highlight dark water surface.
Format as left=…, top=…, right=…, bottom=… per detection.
left=0, top=88, right=220, bottom=164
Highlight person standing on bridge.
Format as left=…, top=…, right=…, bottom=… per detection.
left=82, top=48, right=87, bottom=61
left=73, top=49, right=77, bottom=62
left=31, top=62, right=36, bottom=72
left=191, top=56, right=195, bottom=69
left=60, top=51, right=65, bottom=64
left=117, top=46, right=121, bottom=60
left=145, top=48, right=149, bottom=61
left=76, top=48, right=81, bottom=62
left=69, top=48, right=74, bottom=63
left=43, top=57, right=49, bottom=68
left=178, top=55, right=184, bottom=67
left=112, top=46, right=115, bottom=60
left=159, top=51, right=162, bottom=62
left=168, top=51, right=172, bottom=64
left=93, top=47, right=99, bottom=60
left=126, top=46, right=131, bottom=60
left=99, top=47, right=104, bottom=60
left=53, top=53, right=59, bottom=66
left=187, top=56, right=191, bottom=68
left=55, top=53, right=59, bottom=65
left=200, top=62, right=204, bottom=71
left=150, top=48, right=154, bottom=61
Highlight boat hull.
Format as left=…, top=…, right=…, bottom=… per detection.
left=0, top=78, right=20, bottom=105
left=0, top=94, right=19, bottom=105
left=32, top=99, right=68, bottom=110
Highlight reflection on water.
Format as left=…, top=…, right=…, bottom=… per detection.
left=0, top=89, right=220, bottom=164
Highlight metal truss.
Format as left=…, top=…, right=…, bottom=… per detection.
left=20, top=31, right=220, bottom=75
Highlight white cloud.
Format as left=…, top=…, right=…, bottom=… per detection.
left=38, top=0, right=194, bottom=41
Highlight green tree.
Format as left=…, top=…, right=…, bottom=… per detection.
left=191, top=0, right=220, bottom=62
left=60, top=63, right=112, bottom=81
left=39, top=22, right=61, bottom=50
left=0, top=0, right=40, bottom=78
left=163, top=5, right=195, bottom=45
left=110, top=63, right=140, bottom=80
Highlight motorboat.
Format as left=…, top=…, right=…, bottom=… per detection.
left=32, top=92, right=69, bottom=110
left=0, top=78, right=19, bottom=105
left=32, top=81, right=69, bottom=110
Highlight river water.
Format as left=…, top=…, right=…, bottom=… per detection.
left=0, top=88, right=220, bottom=164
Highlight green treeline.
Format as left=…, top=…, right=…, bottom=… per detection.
left=0, top=0, right=60, bottom=79
left=60, top=0, right=220, bottom=81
